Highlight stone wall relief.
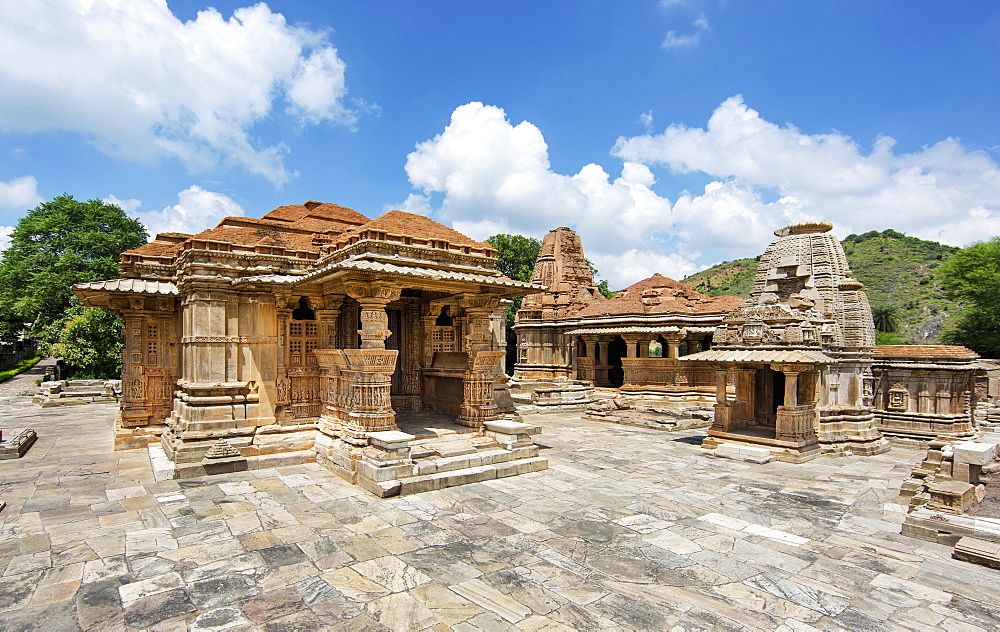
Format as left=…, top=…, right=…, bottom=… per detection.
left=888, top=383, right=909, bottom=412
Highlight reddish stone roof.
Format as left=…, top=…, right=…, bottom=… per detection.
left=872, top=345, right=980, bottom=360
left=121, top=202, right=495, bottom=268
left=122, top=233, right=191, bottom=259
left=575, top=273, right=743, bottom=317
left=330, top=210, right=495, bottom=256
left=262, top=201, right=369, bottom=229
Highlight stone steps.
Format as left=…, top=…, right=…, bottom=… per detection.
left=398, top=456, right=548, bottom=495
left=414, top=448, right=518, bottom=476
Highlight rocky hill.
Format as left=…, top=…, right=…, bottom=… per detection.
left=682, top=229, right=962, bottom=343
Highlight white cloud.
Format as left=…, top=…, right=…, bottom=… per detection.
left=0, top=1, right=358, bottom=185
left=102, top=194, right=142, bottom=213
left=0, top=175, right=43, bottom=210
left=130, top=186, right=244, bottom=237
left=403, top=102, right=675, bottom=290
left=0, top=226, right=14, bottom=253
left=662, top=13, right=709, bottom=50
left=403, top=98, right=1000, bottom=292
left=614, top=95, right=1000, bottom=247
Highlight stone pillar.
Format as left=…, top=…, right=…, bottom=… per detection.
left=783, top=370, right=799, bottom=407
left=638, top=339, right=651, bottom=358
left=715, top=369, right=729, bottom=404
left=458, top=296, right=504, bottom=427
left=334, top=283, right=402, bottom=440
left=622, top=336, right=641, bottom=359
left=664, top=334, right=682, bottom=360
left=315, top=294, right=344, bottom=349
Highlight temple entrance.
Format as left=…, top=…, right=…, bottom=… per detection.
left=387, top=309, right=402, bottom=395
left=753, top=367, right=784, bottom=429
left=608, top=336, right=627, bottom=387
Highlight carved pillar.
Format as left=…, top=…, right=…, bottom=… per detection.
left=664, top=334, right=682, bottom=360
left=344, top=282, right=400, bottom=350
left=118, top=308, right=150, bottom=427
left=458, top=295, right=503, bottom=427
left=340, top=349, right=400, bottom=441
left=315, top=294, right=344, bottom=349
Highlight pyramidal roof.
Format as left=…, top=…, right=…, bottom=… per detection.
left=576, top=273, right=743, bottom=317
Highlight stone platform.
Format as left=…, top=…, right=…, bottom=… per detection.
left=1, top=399, right=1000, bottom=630
left=149, top=411, right=548, bottom=498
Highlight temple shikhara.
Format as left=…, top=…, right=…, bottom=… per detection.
left=73, top=201, right=548, bottom=496
left=681, top=220, right=890, bottom=461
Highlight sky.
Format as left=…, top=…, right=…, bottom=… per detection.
left=0, top=1, right=998, bottom=290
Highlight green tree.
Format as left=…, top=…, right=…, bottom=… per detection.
left=584, top=258, right=616, bottom=298
left=45, top=298, right=124, bottom=378
left=487, top=234, right=542, bottom=373
left=487, top=234, right=541, bottom=283
left=938, top=237, right=1000, bottom=357
left=0, top=194, right=147, bottom=335
left=871, top=303, right=901, bottom=334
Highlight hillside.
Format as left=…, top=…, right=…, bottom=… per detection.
left=682, top=229, right=962, bottom=343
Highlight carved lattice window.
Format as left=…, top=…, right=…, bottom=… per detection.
left=432, top=326, right=456, bottom=353
left=146, top=324, right=158, bottom=364
left=288, top=319, right=319, bottom=365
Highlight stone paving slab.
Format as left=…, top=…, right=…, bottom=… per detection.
left=1, top=399, right=1000, bottom=630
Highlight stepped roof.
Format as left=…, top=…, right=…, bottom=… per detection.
left=575, top=273, right=743, bottom=317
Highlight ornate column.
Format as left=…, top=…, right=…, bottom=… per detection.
left=338, top=282, right=402, bottom=440
left=315, top=294, right=344, bottom=349
left=458, top=295, right=504, bottom=427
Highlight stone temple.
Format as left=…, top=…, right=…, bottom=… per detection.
left=681, top=220, right=890, bottom=460
left=73, top=201, right=548, bottom=496
left=514, top=227, right=742, bottom=400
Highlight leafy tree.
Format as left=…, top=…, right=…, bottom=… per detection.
left=45, top=298, right=124, bottom=378
left=0, top=194, right=147, bottom=335
left=487, top=234, right=542, bottom=373
left=584, top=258, right=616, bottom=298
left=871, top=303, right=900, bottom=333
left=487, top=234, right=541, bottom=283
left=938, top=237, right=1000, bottom=357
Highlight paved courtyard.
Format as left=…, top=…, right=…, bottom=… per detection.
left=1, top=394, right=999, bottom=631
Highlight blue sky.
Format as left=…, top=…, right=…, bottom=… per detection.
left=1, top=1, right=998, bottom=289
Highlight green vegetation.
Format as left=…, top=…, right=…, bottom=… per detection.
left=937, top=236, right=1000, bottom=357
left=0, top=351, right=43, bottom=383
left=487, top=234, right=542, bottom=372
left=0, top=195, right=147, bottom=378
left=682, top=229, right=964, bottom=344
left=871, top=304, right=901, bottom=333
left=683, top=257, right=760, bottom=298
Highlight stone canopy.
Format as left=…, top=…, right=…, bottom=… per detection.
left=74, top=201, right=548, bottom=496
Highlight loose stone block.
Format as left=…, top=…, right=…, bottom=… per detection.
left=927, top=480, right=976, bottom=515
left=952, top=441, right=997, bottom=466
left=0, top=428, right=37, bottom=459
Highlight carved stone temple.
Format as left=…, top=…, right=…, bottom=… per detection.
left=73, top=201, right=548, bottom=496
left=513, top=227, right=742, bottom=399
left=682, top=220, right=890, bottom=461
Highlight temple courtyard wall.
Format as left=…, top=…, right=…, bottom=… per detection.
left=2, top=396, right=1000, bottom=630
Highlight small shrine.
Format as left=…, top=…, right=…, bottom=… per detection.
left=74, top=201, right=548, bottom=496
left=682, top=220, right=890, bottom=461
left=513, top=227, right=741, bottom=400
